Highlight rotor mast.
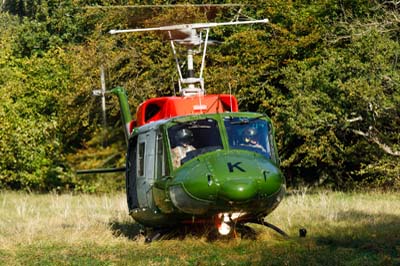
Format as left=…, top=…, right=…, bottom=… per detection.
left=110, top=19, right=268, bottom=96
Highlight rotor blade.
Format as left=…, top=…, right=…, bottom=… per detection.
left=109, top=19, right=268, bottom=35
left=85, top=4, right=243, bottom=9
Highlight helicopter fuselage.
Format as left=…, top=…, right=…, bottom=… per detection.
left=125, top=111, right=285, bottom=229
left=106, top=18, right=285, bottom=236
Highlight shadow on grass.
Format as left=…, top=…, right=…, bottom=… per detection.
left=316, top=210, right=400, bottom=255
left=109, top=220, right=143, bottom=240
left=258, top=210, right=400, bottom=265
left=108, top=220, right=260, bottom=243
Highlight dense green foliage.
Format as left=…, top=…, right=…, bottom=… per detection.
left=0, top=1, right=399, bottom=191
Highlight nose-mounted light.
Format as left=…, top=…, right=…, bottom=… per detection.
left=215, top=212, right=245, bottom=235
left=217, top=213, right=231, bottom=235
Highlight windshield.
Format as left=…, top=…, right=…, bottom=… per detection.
left=168, top=118, right=222, bottom=168
left=224, top=117, right=271, bottom=158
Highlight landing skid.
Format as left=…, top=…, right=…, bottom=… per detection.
left=234, top=224, right=257, bottom=240
left=262, top=221, right=289, bottom=237
left=144, top=228, right=180, bottom=243
left=143, top=224, right=255, bottom=243
left=252, top=219, right=289, bottom=237
left=144, top=230, right=163, bottom=243
left=142, top=220, right=291, bottom=243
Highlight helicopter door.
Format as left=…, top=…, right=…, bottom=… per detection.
left=136, top=131, right=156, bottom=209
left=126, top=135, right=139, bottom=210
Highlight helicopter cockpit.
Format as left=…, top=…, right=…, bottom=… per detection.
left=224, top=117, right=272, bottom=159
left=167, top=116, right=275, bottom=169
left=168, top=118, right=223, bottom=168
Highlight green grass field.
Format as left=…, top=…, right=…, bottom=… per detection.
left=0, top=190, right=399, bottom=266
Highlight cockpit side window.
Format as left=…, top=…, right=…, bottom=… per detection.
left=224, top=117, right=271, bottom=158
left=168, top=118, right=222, bottom=168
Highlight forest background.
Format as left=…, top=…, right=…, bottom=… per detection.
left=0, top=0, right=399, bottom=192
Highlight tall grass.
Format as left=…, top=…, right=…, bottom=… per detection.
left=0, top=192, right=130, bottom=248
left=0, top=190, right=399, bottom=265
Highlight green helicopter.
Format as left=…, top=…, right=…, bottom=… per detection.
left=79, top=18, right=289, bottom=242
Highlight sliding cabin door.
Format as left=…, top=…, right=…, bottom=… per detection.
left=136, top=131, right=156, bottom=209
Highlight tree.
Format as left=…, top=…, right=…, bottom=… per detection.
left=1, top=0, right=398, bottom=191
left=0, top=14, right=73, bottom=190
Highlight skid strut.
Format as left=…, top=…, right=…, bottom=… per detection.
left=252, top=219, right=289, bottom=237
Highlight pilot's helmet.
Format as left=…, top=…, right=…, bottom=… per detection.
left=243, top=127, right=258, bottom=144
left=175, top=128, right=193, bottom=144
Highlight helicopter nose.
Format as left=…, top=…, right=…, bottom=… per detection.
left=219, top=178, right=257, bottom=202
left=171, top=150, right=284, bottom=215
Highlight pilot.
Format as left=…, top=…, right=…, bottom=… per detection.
left=241, top=127, right=266, bottom=152
left=172, top=128, right=196, bottom=168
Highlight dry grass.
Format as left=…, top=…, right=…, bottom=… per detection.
left=0, top=192, right=131, bottom=248
left=270, top=189, right=400, bottom=236
left=0, top=189, right=399, bottom=265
